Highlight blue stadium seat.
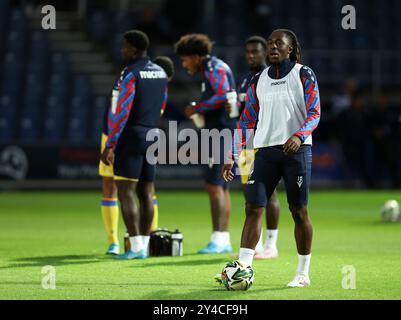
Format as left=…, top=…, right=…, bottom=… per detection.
left=1, top=53, right=24, bottom=97
left=0, top=113, right=16, bottom=142
left=0, top=95, right=18, bottom=112
left=67, top=108, right=89, bottom=145
left=23, top=90, right=44, bottom=113
left=311, top=35, right=329, bottom=49
left=29, top=31, right=50, bottom=71
left=70, top=95, right=92, bottom=112
left=72, top=74, right=92, bottom=98
left=112, top=11, right=135, bottom=33
left=308, top=56, right=329, bottom=77
left=0, top=95, right=18, bottom=143
left=6, top=31, right=26, bottom=58
left=9, top=9, right=28, bottom=34
left=90, top=95, right=108, bottom=143
left=0, top=1, right=10, bottom=46
left=51, top=52, right=71, bottom=74
left=49, top=73, right=70, bottom=99
left=19, top=110, right=40, bottom=143
left=27, top=55, right=49, bottom=75
left=31, top=30, right=49, bottom=48
left=43, top=96, right=67, bottom=143
left=25, top=72, right=46, bottom=95
left=88, top=10, right=112, bottom=43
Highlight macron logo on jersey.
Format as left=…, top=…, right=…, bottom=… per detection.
left=139, top=71, right=166, bottom=79
left=271, top=80, right=286, bottom=86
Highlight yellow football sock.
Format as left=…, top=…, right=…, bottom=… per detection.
left=150, top=195, right=159, bottom=232
left=101, top=198, right=119, bottom=245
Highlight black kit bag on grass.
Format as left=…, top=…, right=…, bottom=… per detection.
left=149, top=228, right=172, bottom=256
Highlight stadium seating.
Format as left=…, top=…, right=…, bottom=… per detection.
left=19, top=108, right=40, bottom=144
left=87, top=10, right=112, bottom=43
left=43, top=95, right=67, bottom=144
left=90, top=95, right=108, bottom=145
left=0, top=0, right=399, bottom=148
left=0, top=95, right=17, bottom=143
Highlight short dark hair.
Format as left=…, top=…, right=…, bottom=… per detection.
left=174, top=34, right=213, bottom=56
left=246, top=35, right=267, bottom=50
left=154, top=56, right=175, bottom=79
left=123, top=30, right=149, bottom=51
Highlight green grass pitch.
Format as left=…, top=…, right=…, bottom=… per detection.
left=0, top=190, right=400, bottom=300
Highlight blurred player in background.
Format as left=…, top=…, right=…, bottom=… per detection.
left=222, top=29, right=320, bottom=287
left=99, top=55, right=174, bottom=255
left=148, top=56, right=175, bottom=231
left=230, top=35, right=281, bottom=259
left=175, top=34, right=236, bottom=254
left=101, top=30, right=169, bottom=259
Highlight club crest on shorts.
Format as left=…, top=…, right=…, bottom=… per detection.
left=297, top=176, right=303, bottom=188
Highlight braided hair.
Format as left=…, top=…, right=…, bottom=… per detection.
left=275, top=29, right=302, bottom=63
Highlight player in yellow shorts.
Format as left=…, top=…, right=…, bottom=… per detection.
left=99, top=55, right=174, bottom=255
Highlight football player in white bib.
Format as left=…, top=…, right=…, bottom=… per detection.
left=222, top=29, right=321, bottom=287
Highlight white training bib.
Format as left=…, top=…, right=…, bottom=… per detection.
left=254, top=63, right=312, bottom=148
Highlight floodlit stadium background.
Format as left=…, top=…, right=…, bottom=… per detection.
left=0, top=0, right=400, bottom=190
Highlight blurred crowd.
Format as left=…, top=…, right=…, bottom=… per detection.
left=322, top=80, right=401, bottom=189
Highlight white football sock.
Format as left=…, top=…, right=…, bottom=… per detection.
left=265, top=229, right=278, bottom=250
left=220, top=231, right=230, bottom=246
left=129, top=236, right=143, bottom=252
left=239, top=248, right=255, bottom=266
left=211, top=231, right=230, bottom=246
left=255, top=228, right=264, bottom=253
left=296, top=253, right=311, bottom=276
left=210, top=231, right=218, bottom=243
left=141, top=235, right=150, bottom=252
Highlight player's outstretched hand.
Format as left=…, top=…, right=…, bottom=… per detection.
left=101, top=148, right=115, bottom=166
left=222, top=162, right=234, bottom=182
left=283, top=136, right=301, bottom=155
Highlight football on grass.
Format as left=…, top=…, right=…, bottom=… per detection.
left=221, top=260, right=254, bottom=291
left=381, top=200, right=400, bottom=222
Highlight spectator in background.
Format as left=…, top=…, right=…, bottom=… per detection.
left=331, top=79, right=358, bottom=118
left=370, top=95, right=401, bottom=189
left=338, top=91, right=375, bottom=188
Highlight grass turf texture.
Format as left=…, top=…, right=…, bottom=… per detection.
left=0, top=190, right=400, bottom=300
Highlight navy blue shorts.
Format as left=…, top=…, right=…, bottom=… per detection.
left=204, top=162, right=228, bottom=189
left=113, top=127, right=156, bottom=182
left=245, top=145, right=312, bottom=208
left=204, top=133, right=229, bottom=189
left=114, top=150, right=155, bottom=182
